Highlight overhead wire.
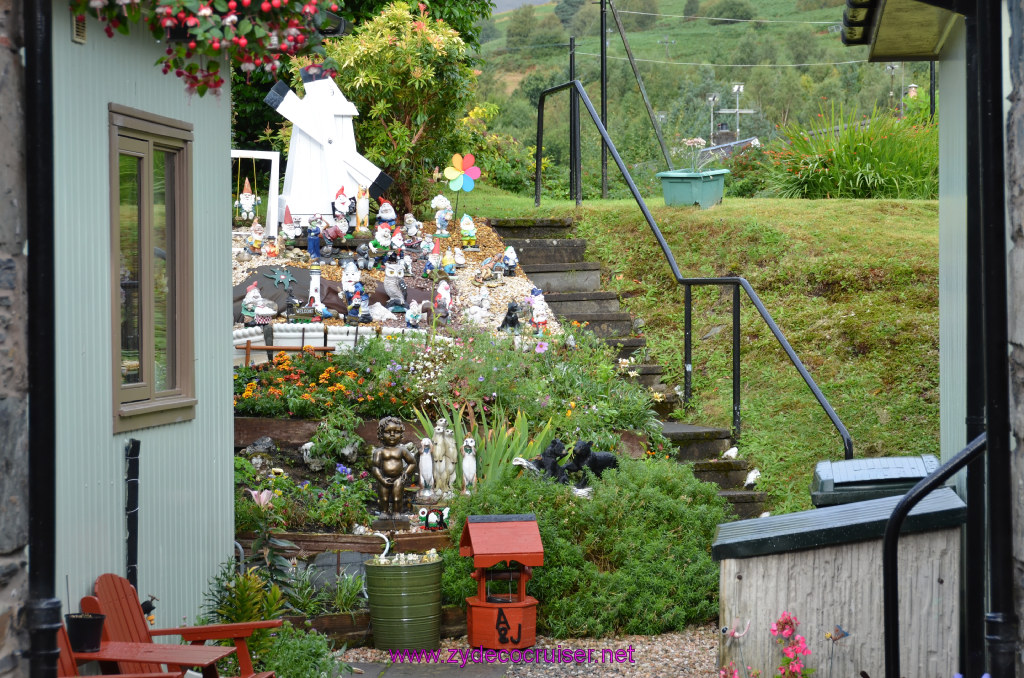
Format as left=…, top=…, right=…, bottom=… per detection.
left=575, top=52, right=868, bottom=68
left=614, top=10, right=839, bottom=25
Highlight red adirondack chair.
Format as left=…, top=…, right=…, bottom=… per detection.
left=57, top=624, right=182, bottom=678
left=81, top=573, right=281, bottom=678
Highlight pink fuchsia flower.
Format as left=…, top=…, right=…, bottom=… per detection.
left=248, top=488, right=273, bottom=508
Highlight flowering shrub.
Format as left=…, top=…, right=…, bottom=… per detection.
left=676, top=136, right=714, bottom=172
left=771, top=611, right=812, bottom=677
left=68, top=0, right=334, bottom=95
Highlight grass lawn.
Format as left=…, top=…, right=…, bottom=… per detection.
left=473, top=185, right=939, bottom=512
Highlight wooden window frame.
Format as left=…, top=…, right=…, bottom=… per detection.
left=109, top=104, right=196, bottom=433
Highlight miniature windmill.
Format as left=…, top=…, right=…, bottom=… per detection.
left=264, top=66, right=393, bottom=228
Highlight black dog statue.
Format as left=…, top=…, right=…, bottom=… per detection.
left=561, top=440, right=618, bottom=478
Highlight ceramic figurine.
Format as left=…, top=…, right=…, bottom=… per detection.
left=264, top=70, right=392, bottom=228
left=498, top=301, right=521, bottom=333
left=370, top=416, right=418, bottom=516
left=419, top=233, right=434, bottom=259
left=355, top=184, right=371, bottom=233
left=355, top=243, right=372, bottom=270
left=454, top=247, right=467, bottom=267
left=341, top=261, right=361, bottom=300
left=390, top=228, right=405, bottom=259
left=376, top=198, right=397, bottom=229
left=460, top=214, right=477, bottom=249
left=435, top=279, right=452, bottom=311
left=382, top=262, right=408, bottom=312
left=464, top=287, right=491, bottom=326
left=401, top=254, right=414, bottom=277
left=461, top=438, right=477, bottom=495
left=346, top=285, right=364, bottom=319
left=441, top=249, right=457, bottom=276
left=307, top=262, right=322, bottom=308
left=246, top=218, right=264, bottom=253
left=435, top=207, right=453, bottom=237
left=430, top=194, right=451, bottom=226
left=405, top=300, right=423, bottom=328
left=307, top=214, right=325, bottom=260
left=331, top=187, right=355, bottom=239
left=241, top=281, right=262, bottom=321
left=369, top=224, right=392, bottom=269
left=403, top=213, right=421, bottom=240
left=235, top=177, right=261, bottom=220
left=417, top=438, right=435, bottom=504
left=280, top=205, right=301, bottom=239
left=503, top=246, right=519, bottom=276
left=262, top=238, right=278, bottom=258
left=431, top=419, right=451, bottom=495
left=358, top=294, right=372, bottom=323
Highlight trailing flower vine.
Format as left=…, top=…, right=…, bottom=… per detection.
left=68, top=0, right=338, bottom=95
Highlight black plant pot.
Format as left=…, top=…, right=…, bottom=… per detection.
left=65, top=613, right=105, bottom=653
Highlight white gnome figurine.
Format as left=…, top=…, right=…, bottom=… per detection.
left=341, top=261, right=361, bottom=298
left=461, top=438, right=477, bottom=495
left=235, top=177, right=261, bottom=220
left=503, top=246, right=519, bottom=275
left=403, top=213, right=421, bottom=239
left=417, top=438, right=435, bottom=503
left=355, top=184, right=370, bottom=233
left=419, top=233, right=434, bottom=258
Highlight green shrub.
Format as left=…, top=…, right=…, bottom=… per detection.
left=762, top=105, right=938, bottom=199
left=261, top=622, right=349, bottom=678
left=706, top=0, right=754, bottom=24
left=441, top=458, right=729, bottom=637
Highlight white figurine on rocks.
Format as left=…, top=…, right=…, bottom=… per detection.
left=417, top=438, right=435, bottom=503
left=403, top=213, right=422, bottom=239
left=431, top=419, right=452, bottom=495
left=461, top=438, right=477, bottom=495
left=503, top=246, right=519, bottom=276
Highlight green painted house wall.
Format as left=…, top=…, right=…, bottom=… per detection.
left=51, top=2, right=234, bottom=628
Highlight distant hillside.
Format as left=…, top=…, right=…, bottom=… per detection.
left=493, top=0, right=553, bottom=13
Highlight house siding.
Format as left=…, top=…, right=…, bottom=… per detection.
left=51, top=3, right=233, bottom=629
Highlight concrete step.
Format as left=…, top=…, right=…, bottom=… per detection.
left=545, top=291, right=621, bottom=315
left=488, top=217, right=574, bottom=240
left=662, top=422, right=732, bottom=461
left=505, top=239, right=587, bottom=265
left=559, top=311, right=633, bottom=338
left=692, top=459, right=750, bottom=490
left=521, top=262, right=601, bottom=293
left=719, top=490, right=770, bottom=520
left=620, top=364, right=664, bottom=388
left=603, top=336, right=647, bottom=360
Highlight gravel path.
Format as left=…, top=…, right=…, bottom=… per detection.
left=339, top=624, right=722, bottom=677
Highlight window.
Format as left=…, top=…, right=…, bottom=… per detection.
left=110, top=104, right=195, bottom=432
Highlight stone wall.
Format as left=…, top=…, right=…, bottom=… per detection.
left=0, top=0, right=28, bottom=674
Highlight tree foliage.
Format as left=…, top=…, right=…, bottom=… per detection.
left=296, top=2, right=476, bottom=211
left=616, top=0, right=659, bottom=31
left=337, top=0, right=496, bottom=47
left=506, top=4, right=537, bottom=46
left=554, top=0, right=586, bottom=28
left=706, top=0, right=754, bottom=24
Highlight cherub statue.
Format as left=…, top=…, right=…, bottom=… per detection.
left=370, top=416, right=418, bottom=516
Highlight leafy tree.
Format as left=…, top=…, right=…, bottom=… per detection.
left=296, top=2, right=476, bottom=211
left=684, top=0, right=701, bottom=17
left=571, top=3, right=601, bottom=37
left=533, top=14, right=569, bottom=52
left=617, top=0, right=659, bottom=31
left=338, top=0, right=496, bottom=48
left=477, top=18, right=499, bottom=44
left=706, top=0, right=754, bottom=25
left=554, top=0, right=586, bottom=28
left=506, top=4, right=537, bottom=46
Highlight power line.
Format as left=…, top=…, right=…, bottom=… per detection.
left=615, top=9, right=839, bottom=25
left=576, top=51, right=868, bottom=68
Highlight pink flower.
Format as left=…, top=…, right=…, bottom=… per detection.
left=535, top=342, right=549, bottom=354
left=782, top=628, right=793, bottom=638
left=248, top=488, right=273, bottom=508
left=770, top=623, right=778, bottom=635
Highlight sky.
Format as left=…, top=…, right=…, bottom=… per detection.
left=492, top=0, right=553, bottom=14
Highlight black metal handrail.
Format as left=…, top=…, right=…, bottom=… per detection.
left=881, top=432, right=987, bottom=678
left=535, top=80, right=853, bottom=459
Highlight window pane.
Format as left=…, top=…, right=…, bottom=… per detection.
left=119, top=153, right=142, bottom=386
left=153, top=149, right=176, bottom=391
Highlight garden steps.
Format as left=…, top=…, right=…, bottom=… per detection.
left=661, top=422, right=733, bottom=461
left=503, top=238, right=587, bottom=265
left=559, top=311, right=634, bottom=338
left=692, top=458, right=751, bottom=490
left=487, top=217, right=574, bottom=240
left=718, top=490, right=771, bottom=520
left=545, top=291, right=621, bottom=315
left=520, top=262, right=602, bottom=293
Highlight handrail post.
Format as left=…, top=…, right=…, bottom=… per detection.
left=245, top=339, right=252, bottom=367
left=732, top=283, right=741, bottom=439
left=684, top=284, right=692, bottom=404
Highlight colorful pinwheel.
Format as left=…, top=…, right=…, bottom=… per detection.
left=444, top=153, right=481, bottom=192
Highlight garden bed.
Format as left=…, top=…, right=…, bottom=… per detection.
left=234, top=416, right=429, bottom=450
left=282, top=605, right=466, bottom=647
left=235, top=530, right=451, bottom=556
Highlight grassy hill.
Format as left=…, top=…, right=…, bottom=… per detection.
left=473, top=184, right=939, bottom=512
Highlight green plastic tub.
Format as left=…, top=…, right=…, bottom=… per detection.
left=656, top=168, right=730, bottom=209
left=365, top=559, right=442, bottom=650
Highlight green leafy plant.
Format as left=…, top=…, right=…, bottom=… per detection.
left=286, top=566, right=334, bottom=617
left=310, top=407, right=364, bottom=463
left=260, top=621, right=351, bottom=678
left=200, top=562, right=285, bottom=665
left=332, top=574, right=366, bottom=617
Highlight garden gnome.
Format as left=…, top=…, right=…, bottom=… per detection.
left=441, top=249, right=457, bottom=276
left=376, top=198, right=397, bottom=229
left=461, top=437, right=477, bottom=495
left=281, top=204, right=301, bottom=239
left=405, top=300, right=423, bottom=328
left=460, top=213, right=477, bottom=249
left=503, top=246, right=519, bottom=276
left=417, top=438, right=436, bottom=503
left=247, top=217, right=264, bottom=253
left=341, top=261, right=361, bottom=300
left=370, top=416, right=418, bottom=516
left=307, top=214, right=325, bottom=260
left=235, top=177, right=261, bottom=220
left=431, top=194, right=451, bottom=232
left=419, top=233, right=434, bottom=259
left=355, top=184, right=371, bottom=233
left=435, top=207, right=453, bottom=237
left=369, top=224, right=392, bottom=269
left=331, top=187, right=355, bottom=238
left=404, top=213, right=421, bottom=240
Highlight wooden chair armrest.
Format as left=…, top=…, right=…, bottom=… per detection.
left=150, top=620, right=283, bottom=641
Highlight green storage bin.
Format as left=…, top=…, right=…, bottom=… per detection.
left=656, top=168, right=730, bottom=209
left=810, top=455, right=940, bottom=507
left=365, top=559, right=442, bottom=650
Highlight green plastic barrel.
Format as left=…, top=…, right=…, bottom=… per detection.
left=365, top=559, right=442, bottom=650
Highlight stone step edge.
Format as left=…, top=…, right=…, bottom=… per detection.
left=521, top=262, right=602, bottom=273
left=718, top=490, right=769, bottom=503
left=692, top=459, right=749, bottom=472
left=546, top=291, right=620, bottom=302
left=660, top=422, right=732, bottom=441
left=487, top=218, right=574, bottom=227
left=554, top=311, right=632, bottom=322
left=504, top=238, right=587, bottom=247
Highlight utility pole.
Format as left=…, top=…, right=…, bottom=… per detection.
left=657, top=36, right=675, bottom=59
left=886, top=62, right=898, bottom=112
left=732, top=83, right=744, bottom=138
left=707, top=92, right=719, bottom=144
left=600, top=0, right=608, bottom=198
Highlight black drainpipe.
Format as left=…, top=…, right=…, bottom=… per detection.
left=125, top=440, right=141, bottom=589
left=25, top=0, right=60, bottom=675
left=975, top=0, right=1018, bottom=674
left=963, top=13, right=988, bottom=677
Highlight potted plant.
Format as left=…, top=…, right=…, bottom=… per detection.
left=657, top=137, right=730, bottom=209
